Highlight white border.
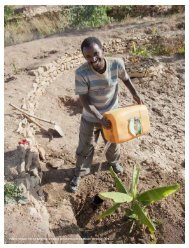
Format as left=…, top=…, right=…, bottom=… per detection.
left=1, top=1, right=188, bottom=248
left=0, top=0, right=188, bottom=5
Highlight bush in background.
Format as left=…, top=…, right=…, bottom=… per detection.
left=4, top=6, right=15, bottom=25
left=69, top=6, right=111, bottom=29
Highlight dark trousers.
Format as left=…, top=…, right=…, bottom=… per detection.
left=75, top=117, right=120, bottom=177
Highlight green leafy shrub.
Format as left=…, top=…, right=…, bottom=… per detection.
left=4, top=182, right=26, bottom=204
left=11, top=62, right=18, bottom=74
left=147, top=35, right=185, bottom=56
left=177, top=46, right=185, bottom=55
left=97, top=165, right=180, bottom=236
left=69, top=6, right=111, bottom=29
left=106, top=5, right=133, bottom=21
left=150, top=44, right=173, bottom=56
left=4, top=5, right=15, bottom=25
left=130, top=36, right=185, bottom=57
left=131, top=41, right=150, bottom=57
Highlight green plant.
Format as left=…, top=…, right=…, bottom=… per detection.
left=106, top=6, right=133, bottom=21
left=11, top=62, right=18, bottom=74
left=150, top=44, right=173, bottom=56
left=131, top=41, right=150, bottom=57
left=4, top=5, right=15, bottom=25
left=69, top=6, right=111, bottom=29
left=147, top=35, right=185, bottom=56
left=4, top=182, right=23, bottom=204
left=152, top=26, right=158, bottom=36
left=119, top=5, right=133, bottom=12
left=97, top=165, right=180, bottom=236
left=177, top=46, right=185, bottom=55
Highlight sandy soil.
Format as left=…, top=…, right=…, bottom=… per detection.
left=4, top=13, right=185, bottom=244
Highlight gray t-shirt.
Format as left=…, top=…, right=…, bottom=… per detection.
left=75, top=57, right=129, bottom=122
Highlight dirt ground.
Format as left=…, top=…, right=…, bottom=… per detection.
left=4, top=13, right=185, bottom=244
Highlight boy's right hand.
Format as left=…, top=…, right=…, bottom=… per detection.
left=99, top=117, right=112, bottom=129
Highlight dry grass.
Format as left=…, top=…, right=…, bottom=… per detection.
left=5, top=11, right=69, bottom=46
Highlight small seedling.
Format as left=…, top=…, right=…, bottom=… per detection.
left=177, top=46, right=185, bottom=55
left=11, top=62, right=18, bottom=75
left=131, top=42, right=150, bottom=58
left=97, top=165, right=180, bottom=237
left=152, top=26, right=158, bottom=36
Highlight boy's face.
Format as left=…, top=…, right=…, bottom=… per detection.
left=82, top=43, right=105, bottom=71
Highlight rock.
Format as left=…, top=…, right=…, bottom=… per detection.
left=181, top=160, right=185, bottom=168
left=116, top=38, right=122, bottom=43
left=9, top=167, right=19, bottom=177
left=46, top=159, right=63, bottom=169
left=37, top=188, right=44, bottom=197
left=137, top=238, right=146, bottom=244
left=18, top=182, right=28, bottom=194
left=38, top=146, right=46, bottom=161
left=64, top=177, right=70, bottom=182
left=5, top=75, right=17, bottom=83
left=28, top=70, right=37, bottom=76
left=15, top=174, right=31, bottom=190
left=29, top=176, right=41, bottom=188
left=37, top=67, right=45, bottom=74
left=29, top=207, right=38, bottom=217
left=129, top=236, right=135, bottom=243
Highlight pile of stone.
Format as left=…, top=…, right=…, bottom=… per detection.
left=24, top=50, right=83, bottom=113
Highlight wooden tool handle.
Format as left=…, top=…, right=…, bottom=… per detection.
left=9, top=103, right=55, bottom=125
left=10, top=103, right=48, bottom=131
left=23, top=114, right=48, bottom=132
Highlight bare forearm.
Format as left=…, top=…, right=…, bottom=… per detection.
left=123, top=78, right=143, bottom=104
left=79, top=95, right=111, bottom=128
left=123, top=78, right=137, bottom=96
left=89, top=105, right=103, bottom=120
left=79, top=95, right=103, bottom=120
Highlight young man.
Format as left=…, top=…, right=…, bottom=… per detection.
left=70, top=37, right=142, bottom=193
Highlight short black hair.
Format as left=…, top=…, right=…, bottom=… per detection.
left=81, top=37, right=102, bottom=52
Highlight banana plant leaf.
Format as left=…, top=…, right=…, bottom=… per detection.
left=136, top=184, right=180, bottom=205
left=132, top=202, right=156, bottom=234
left=109, top=166, right=128, bottom=193
left=125, top=208, right=138, bottom=220
left=99, top=191, right=133, bottom=203
left=97, top=203, right=120, bottom=220
left=130, top=165, right=140, bottom=198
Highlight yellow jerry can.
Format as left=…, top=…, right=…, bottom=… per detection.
left=102, top=105, right=150, bottom=143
